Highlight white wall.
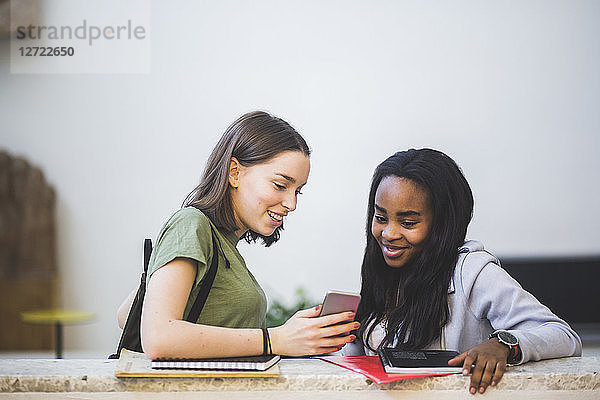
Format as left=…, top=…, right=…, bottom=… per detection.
left=1, top=0, right=599, bottom=354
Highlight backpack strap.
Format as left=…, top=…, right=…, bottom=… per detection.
left=143, top=238, right=152, bottom=273
left=185, top=227, right=228, bottom=322
left=108, top=238, right=153, bottom=359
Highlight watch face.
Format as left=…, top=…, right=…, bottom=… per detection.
left=498, top=331, right=518, bottom=346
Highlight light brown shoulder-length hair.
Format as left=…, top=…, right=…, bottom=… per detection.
left=182, top=111, right=311, bottom=247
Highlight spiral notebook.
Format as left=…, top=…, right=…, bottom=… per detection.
left=151, top=354, right=280, bottom=371
left=114, top=349, right=280, bottom=378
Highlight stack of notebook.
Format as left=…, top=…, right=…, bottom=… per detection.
left=378, top=348, right=463, bottom=374
left=114, top=349, right=281, bottom=378
left=151, top=354, right=280, bottom=371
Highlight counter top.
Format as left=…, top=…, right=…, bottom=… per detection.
left=1, top=356, right=599, bottom=394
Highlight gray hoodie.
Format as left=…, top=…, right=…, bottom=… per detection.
left=343, top=240, right=582, bottom=364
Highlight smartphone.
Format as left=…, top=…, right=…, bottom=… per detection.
left=319, top=290, right=361, bottom=317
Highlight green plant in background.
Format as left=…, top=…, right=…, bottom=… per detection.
left=266, top=287, right=316, bottom=328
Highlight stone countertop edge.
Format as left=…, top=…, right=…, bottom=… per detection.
left=0, top=357, right=598, bottom=393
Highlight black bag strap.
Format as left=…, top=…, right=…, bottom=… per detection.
left=108, top=238, right=153, bottom=359
left=185, top=227, right=228, bottom=322
left=143, top=238, right=152, bottom=273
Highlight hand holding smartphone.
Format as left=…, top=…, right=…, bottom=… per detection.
left=318, top=290, right=361, bottom=338
left=318, top=290, right=361, bottom=317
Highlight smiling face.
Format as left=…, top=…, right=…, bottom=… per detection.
left=371, top=176, right=433, bottom=268
left=229, top=150, right=310, bottom=238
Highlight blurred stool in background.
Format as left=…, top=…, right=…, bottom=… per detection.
left=21, top=309, right=95, bottom=358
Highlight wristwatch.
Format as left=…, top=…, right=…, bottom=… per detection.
left=489, top=330, right=521, bottom=365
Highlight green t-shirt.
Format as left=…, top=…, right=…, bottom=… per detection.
left=147, top=207, right=267, bottom=329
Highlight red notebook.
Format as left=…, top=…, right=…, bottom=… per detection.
left=314, top=356, right=455, bottom=384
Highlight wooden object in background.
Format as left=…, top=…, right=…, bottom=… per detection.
left=0, top=150, right=58, bottom=351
